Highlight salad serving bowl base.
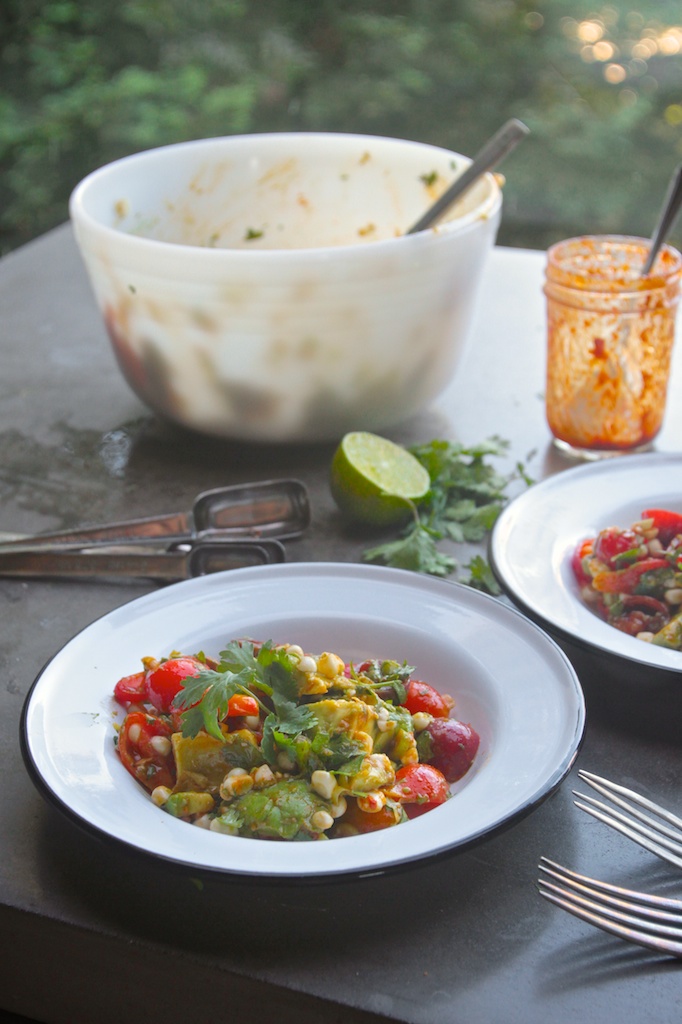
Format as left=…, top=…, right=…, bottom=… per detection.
left=490, top=452, right=682, bottom=677
left=21, top=562, right=584, bottom=881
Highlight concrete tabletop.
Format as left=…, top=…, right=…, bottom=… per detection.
left=2, top=226, right=682, bottom=1024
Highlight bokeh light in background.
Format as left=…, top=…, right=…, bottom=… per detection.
left=1, top=1, right=681, bottom=253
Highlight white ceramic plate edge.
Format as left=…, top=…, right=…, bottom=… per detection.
left=21, top=562, right=585, bottom=881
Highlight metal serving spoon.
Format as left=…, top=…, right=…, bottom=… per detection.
left=642, top=161, right=682, bottom=275
left=406, top=118, right=529, bottom=235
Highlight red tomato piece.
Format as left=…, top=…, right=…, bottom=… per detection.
left=118, top=711, right=175, bottom=792
left=341, top=800, right=401, bottom=833
left=392, top=763, right=449, bottom=818
left=113, top=671, right=147, bottom=707
left=593, top=527, right=641, bottom=568
left=403, top=679, right=454, bottom=718
left=571, top=538, right=594, bottom=587
left=227, top=693, right=259, bottom=718
left=419, top=718, right=480, bottom=783
left=145, top=656, right=202, bottom=713
left=642, top=508, right=682, bottom=547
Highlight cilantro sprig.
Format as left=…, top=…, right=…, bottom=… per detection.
left=363, top=437, right=533, bottom=591
left=172, top=639, right=308, bottom=744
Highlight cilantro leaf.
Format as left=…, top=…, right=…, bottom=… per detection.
left=363, top=523, right=456, bottom=576
left=360, top=436, right=531, bottom=585
left=172, top=666, right=249, bottom=741
left=172, top=640, right=298, bottom=742
left=463, top=554, right=502, bottom=595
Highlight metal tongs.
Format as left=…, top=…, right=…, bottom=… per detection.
left=0, top=478, right=310, bottom=582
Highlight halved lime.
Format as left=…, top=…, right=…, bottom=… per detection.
left=330, top=431, right=431, bottom=526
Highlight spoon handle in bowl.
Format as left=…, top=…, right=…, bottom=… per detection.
left=406, top=118, right=529, bottom=235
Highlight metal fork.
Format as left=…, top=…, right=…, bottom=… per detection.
left=573, top=770, right=682, bottom=870
left=538, top=858, right=682, bottom=958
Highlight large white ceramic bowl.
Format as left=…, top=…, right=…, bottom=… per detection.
left=21, top=563, right=584, bottom=881
left=69, top=133, right=502, bottom=442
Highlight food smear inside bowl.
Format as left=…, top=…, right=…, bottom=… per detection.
left=112, top=637, right=480, bottom=841
left=571, top=508, right=682, bottom=648
left=108, top=143, right=494, bottom=250
left=70, top=133, right=502, bottom=442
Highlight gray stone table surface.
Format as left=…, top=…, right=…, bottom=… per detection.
left=1, top=225, right=682, bottom=1024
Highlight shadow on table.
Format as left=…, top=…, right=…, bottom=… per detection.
left=32, top=779, right=577, bottom=1005
left=555, top=634, right=682, bottom=747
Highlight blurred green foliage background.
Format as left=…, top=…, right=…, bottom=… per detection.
left=1, top=0, right=682, bottom=255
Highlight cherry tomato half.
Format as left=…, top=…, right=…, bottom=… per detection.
left=340, top=800, right=401, bottom=833
left=118, top=711, right=175, bottom=792
left=227, top=693, right=259, bottom=718
left=392, top=763, right=449, bottom=818
left=593, top=527, right=641, bottom=568
left=145, top=656, right=203, bottom=713
left=418, top=718, right=480, bottom=783
left=113, top=671, right=147, bottom=707
left=642, top=508, right=682, bottom=548
left=403, top=679, right=454, bottom=719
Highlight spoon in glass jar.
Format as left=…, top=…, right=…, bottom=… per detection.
left=641, top=161, right=682, bottom=275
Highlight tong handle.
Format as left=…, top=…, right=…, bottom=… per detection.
left=0, top=540, right=285, bottom=582
left=0, top=479, right=310, bottom=552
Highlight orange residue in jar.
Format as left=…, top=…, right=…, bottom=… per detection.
left=544, top=236, right=682, bottom=452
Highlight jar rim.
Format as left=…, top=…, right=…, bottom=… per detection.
left=546, top=234, right=682, bottom=291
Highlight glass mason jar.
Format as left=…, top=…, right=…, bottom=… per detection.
left=544, top=235, right=682, bottom=458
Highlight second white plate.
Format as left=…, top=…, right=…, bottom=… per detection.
left=490, top=452, right=682, bottom=674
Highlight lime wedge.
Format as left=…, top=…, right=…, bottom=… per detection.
left=330, top=432, right=430, bottom=526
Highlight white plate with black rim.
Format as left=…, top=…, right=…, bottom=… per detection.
left=21, top=562, right=585, bottom=881
left=490, top=452, right=682, bottom=675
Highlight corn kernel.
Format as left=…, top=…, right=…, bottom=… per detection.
left=311, top=769, right=336, bottom=800
left=151, top=785, right=172, bottom=807
left=329, top=795, right=348, bottom=819
left=150, top=735, right=171, bottom=757
left=317, top=651, right=345, bottom=679
left=311, top=810, right=335, bottom=831
left=219, top=770, right=254, bottom=800
left=357, top=791, right=386, bottom=814
left=127, top=723, right=142, bottom=744
left=251, top=764, right=276, bottom=788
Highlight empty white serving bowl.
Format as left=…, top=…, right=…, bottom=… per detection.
left=70, top=132, right=502, bottom=442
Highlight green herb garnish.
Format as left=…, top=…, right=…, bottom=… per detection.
left=363, top=437, right=532, bottom=591
left=172, top=639, right=298, bottom=742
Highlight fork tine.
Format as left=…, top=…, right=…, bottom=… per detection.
left=539, top=858, right=682, bottom=911
left=538, top=859, right=682, bottom=957
left=573, top=796, right=682, bottom=871
left=538, top=884, right=682, bottom=958
left=539, top=858, right=682, bottom=916
left=574, top=789, right=682, bottom=850
left=574, top=771, right=682, bottom=870
left=578, top=770, right=682, bottom=833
